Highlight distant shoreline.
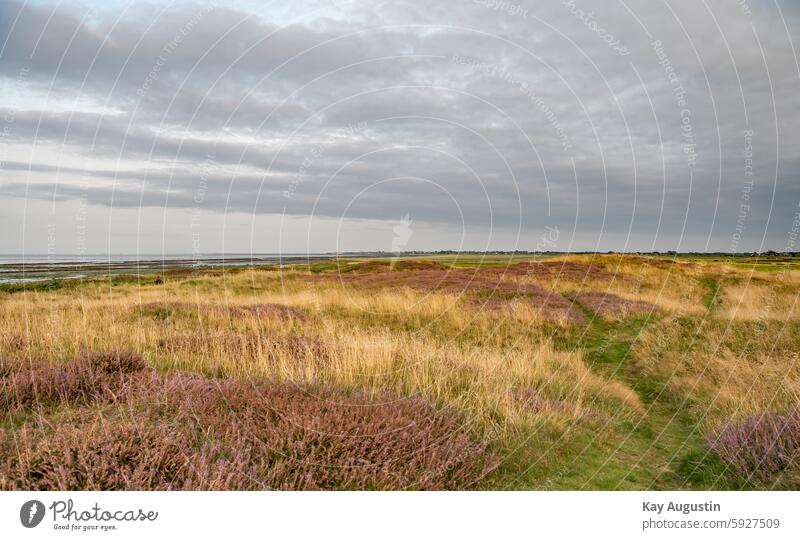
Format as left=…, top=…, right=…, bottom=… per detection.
left=1, top=250, right=798, bottom=265
left=1, top=251, right=797, bottom=286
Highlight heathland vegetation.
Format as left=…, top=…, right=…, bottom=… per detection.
left=1, top=254, right=799, bottom=489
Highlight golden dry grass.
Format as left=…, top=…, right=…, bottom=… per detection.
left=517, top=254, right=709, bottom=316
left=2, top=254, right=800, bottom=489
left=717, top=280, right=800, bottom=321
left=0, top=268, right=642, bottom=437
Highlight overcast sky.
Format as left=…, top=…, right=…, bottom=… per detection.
left=1, top=0, right=799, bottom=254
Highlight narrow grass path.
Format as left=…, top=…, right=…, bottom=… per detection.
left=548, top=296, right=738, bottom=489
left=700, top=276, right=723, bottom=312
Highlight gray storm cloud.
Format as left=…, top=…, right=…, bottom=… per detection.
left=1, top=0, right=799, bottom=253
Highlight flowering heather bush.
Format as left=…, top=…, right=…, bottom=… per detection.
left=707, top=406, right=800, bottom=484
left=0, top=355, right=498, bottom=490
left=0, top=422, right=203, bottom=490
left=82, top=350, right=146, bottom=374
left=0, top=351, right=146, bottom=411
left=153, top=375, right=497, bottom=489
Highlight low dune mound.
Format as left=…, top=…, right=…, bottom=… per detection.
left=390, top=259, right=448, bottom=272
left=226, top=303, right=308, bottom=320
left=471, top=290, right=586, bottom=324
left=511, top=388, right=584, bottom=415
left=317, top=267, right=462, bottom=291
left=319, top=267, right=524, bottom=294
left=314, top=261, right=618, bottom=298
left=316, top=266, right=587, bottom=324
left=155, top=332, right=328, bottom=365
left=514, top=388, right=572, bottom=414
left=573, top=291, right=657, bottom=319
left=347, top=260, right=391, bottom=273
left=626, top=256, right=700, bottom=269
left=488, top=261, right=617, bottom=280
left=346, top=259, right=447, bottom=273
left=138, top=301, right=308, bottom=321
left=0, top=356, right=498, bottom=490
left=138, top=301, right=196, bottom=319
left=512, top=388, right=603, bottom=421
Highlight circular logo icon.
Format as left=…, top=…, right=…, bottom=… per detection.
left=20, top=500, right=45, bottom=528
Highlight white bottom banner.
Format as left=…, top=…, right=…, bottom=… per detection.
left=2, top=491, right=797, bottom=539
